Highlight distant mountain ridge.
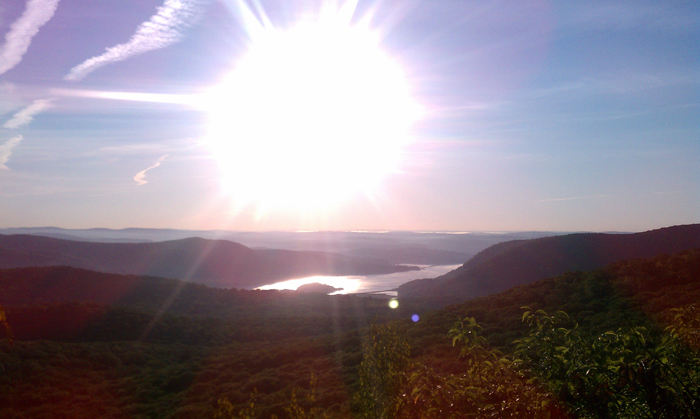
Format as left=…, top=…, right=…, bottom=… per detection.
left=0, top=227, right=561, bottom=266
left=0, top=234, right=418, bottom=289
left=398, top=224, right=700, bottom=301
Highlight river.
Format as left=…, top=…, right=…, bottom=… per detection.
left=257, top=264, right=462, bottom=295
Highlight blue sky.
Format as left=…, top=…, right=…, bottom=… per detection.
left=0, top=0, right=698, bottom=232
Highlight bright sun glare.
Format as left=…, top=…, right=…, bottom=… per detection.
left=204, top=4, right=422, bottom=214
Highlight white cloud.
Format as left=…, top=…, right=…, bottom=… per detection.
left=3, top=98, right=53, bottom=129
left=65, top=0, right=204, bottom=81
left=0, top=0, right=61, bottom=76
left=0, top=135, right=23, bottom=170
left=133, top=154, right=168, bottom=185
left=538, top=194, right=609, bottom=203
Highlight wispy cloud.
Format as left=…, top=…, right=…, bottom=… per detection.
left=0, top=0, right=61, bottom=76
left=3, top=98, right=53, bottom=129
left=529, top=70, right=700, bottom=101
left=0, top=135, right=23, bottom=170
left=537, top=194, right=609, bottom=203
left=0, top=83, right=17, bottom=93
left=133, top=154, right=168, bottom=185
left=561, top=3, right=699, bottom=32
left=100, top=143, right=166, bottom=155
left=50, top=88, right=193, bottom=106
left=65, top=0, right=205, bottom=81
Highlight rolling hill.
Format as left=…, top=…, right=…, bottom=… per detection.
left=0, top=227, right=560, bottom=265
left=398, top=223, right=700, bottom=301
left=0, top=234, right=418, bottom=289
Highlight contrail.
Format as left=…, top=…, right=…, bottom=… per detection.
left=65, top=0, right=205, bottom=81
left=0, top=0, right=61, bottom=76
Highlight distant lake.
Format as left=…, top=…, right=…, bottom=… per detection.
left=258, top=264, right=462, bottom=295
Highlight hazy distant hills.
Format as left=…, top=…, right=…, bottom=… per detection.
left=398, top=224, right=700, bottom=301
left=0, top=234, right=418, bottom=289
left=0, top=227, right=561, bottom=266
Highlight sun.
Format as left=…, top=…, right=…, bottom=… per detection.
left=203, top=6, right=422, bottom=214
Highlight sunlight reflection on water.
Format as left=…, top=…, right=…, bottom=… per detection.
left=257, top=264, right=461, bottom=295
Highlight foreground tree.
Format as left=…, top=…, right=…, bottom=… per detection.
left=356, top=319, right=556, bottom=419
left=356, top=306, right=700, bottom=418
left=514, top=306, right=700, bottom=418
left=397, top=317, right=556, bottom=418
left=355, top=323, right=412, bottom=419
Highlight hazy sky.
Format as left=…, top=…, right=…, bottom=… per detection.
left=0, top=0, right=698, bottom=232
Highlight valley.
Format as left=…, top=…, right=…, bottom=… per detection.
left=0, top=225, right=698, bottom=418
left=3, top=1, right=696, bottom=417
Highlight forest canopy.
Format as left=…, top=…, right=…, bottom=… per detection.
left=1, top=249, right=699, bottom=418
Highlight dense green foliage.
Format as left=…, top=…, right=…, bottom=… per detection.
left=393, top=318, right=553, bottom=418
left=0, top=249, right=698, bottom=418
left=351, top=304, right=700, bottom=418
left=513, top=307, right=700, bottom=418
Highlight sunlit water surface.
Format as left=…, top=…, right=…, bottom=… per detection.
left=257, top=264, right=462, bottom=295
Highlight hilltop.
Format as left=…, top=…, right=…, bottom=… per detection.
left=398, top=224, right=700, bottom=302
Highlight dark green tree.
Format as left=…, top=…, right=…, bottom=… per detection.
left=355, top=323, right=412, bottom=419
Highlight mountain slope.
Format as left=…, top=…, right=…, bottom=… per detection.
left=0, top=235, right=417, bottom=289
left=398, top=224, right=700, bottom=301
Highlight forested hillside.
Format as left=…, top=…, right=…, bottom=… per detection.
left=1, top=249, right=699, bottom=418
left=399, top=223, right=700, bottom=302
